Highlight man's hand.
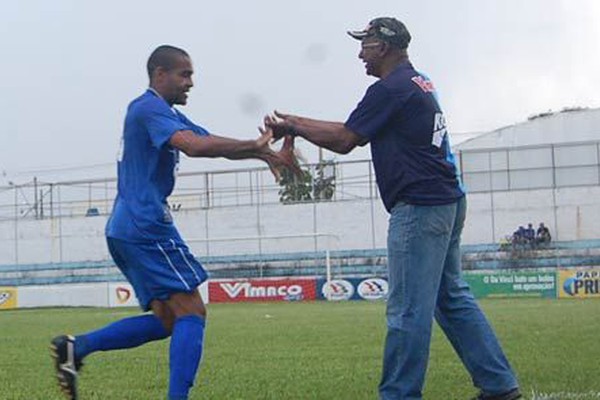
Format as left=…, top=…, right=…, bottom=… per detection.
left=266, top=110, right=364, bottom=155
left=264, top=112, right=300, bottom=142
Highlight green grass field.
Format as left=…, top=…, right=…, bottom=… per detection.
left=1, top=299, right=599, bottom=400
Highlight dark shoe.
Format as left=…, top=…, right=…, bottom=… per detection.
left=50, top=335, right=83, bottom=400
left=472, top=388, right=522, bottom=400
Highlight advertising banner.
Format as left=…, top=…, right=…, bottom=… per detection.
left=464, top=271, right=556, bottom=298
left=317, top=278, right=388, bottom=301
left=208, top=278, right=317, bottom=303
left=0, top=287, right=17, bottom=309
left=558, top=267, right=600, bottom=299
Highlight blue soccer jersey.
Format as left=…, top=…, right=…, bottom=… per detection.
left=106, top=89, right=209, bottom=242
left=345, top=61, right=464, bottom=211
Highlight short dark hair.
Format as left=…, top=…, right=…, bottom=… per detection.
left=147, top=45, right=189, bottom=80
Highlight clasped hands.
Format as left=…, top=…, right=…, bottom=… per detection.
left=255, top=112, right=303, bottom=182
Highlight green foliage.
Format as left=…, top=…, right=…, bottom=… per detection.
left=278, top=168, right=313, bottom=204
left=2, top=299, right=600, bottom=399
left=278, top=160, right=336, bottom=204
left=313, top=160, right=336, bottom=202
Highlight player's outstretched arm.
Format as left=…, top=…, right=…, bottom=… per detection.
left=168, top=128, right=301, bottom=181
left=265, top=111, right=365, bottom=154
left=170, top=130, right=267, bottom=159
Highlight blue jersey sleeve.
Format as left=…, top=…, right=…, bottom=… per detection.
left=175, top=110, right=210, bottom=137
left=139, top=100, right=188, bottom=149
left=345, top=82, right=411, bottom=143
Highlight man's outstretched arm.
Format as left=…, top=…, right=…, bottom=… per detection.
left=265, top=111, right=366, bottom=155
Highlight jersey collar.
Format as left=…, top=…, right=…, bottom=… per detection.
left=147, top=87, right=177, bottom=115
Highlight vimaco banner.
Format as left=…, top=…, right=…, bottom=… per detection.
left=208, top=278, right=317, bottom=303
left=558, top=267, right=600, bottom=299
left=464, top=271, right=556, bottom=299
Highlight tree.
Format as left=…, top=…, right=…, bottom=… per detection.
left=313, top=160, right=336, bottom=201
left=278, top=160, right=336, bottom=204
left=278, top=168, right=313, bottom=204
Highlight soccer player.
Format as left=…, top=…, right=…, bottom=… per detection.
left=50, top=45, right=299, bottom=400
left=266, top=17, right=521, bottom=400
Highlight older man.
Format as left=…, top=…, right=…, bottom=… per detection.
left=267, top=17, right=520, bottom=400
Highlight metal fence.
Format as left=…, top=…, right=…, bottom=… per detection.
left=0, top=159, right=379, bottom=222
left=1, top=140, right=599, bottom=223
left=456, top=140, right=600, bottom=192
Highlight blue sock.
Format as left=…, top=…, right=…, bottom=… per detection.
left=168, top=315, right=206, bottom=400
left=75, top=314, right=170, bottom=360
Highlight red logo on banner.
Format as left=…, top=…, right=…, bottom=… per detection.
left=209, top=278, right=316, bottom=303
left=116, top=287, right=131, bottom=304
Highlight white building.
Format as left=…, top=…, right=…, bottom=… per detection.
left=454, top=107, right=600, bottom=243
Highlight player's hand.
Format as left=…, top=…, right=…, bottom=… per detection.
left=276, top=134, right=303, bottom=178
left=255, top=126, right=281, bottom=181
left=255, top=124, right=274, bottom=150
left=257, top=125, right=302, bottom=181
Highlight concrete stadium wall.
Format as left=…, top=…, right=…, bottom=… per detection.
left=1, top=185, right=600, bottom=266
left=465, top=186, right=600, bottom=244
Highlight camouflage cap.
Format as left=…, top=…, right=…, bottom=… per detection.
left=347, top=17, right=411, bottom=49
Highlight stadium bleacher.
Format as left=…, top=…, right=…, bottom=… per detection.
left=2, top=239, right=600, bottom=286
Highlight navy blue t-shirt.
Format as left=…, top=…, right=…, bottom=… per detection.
left=106, top=89, right=209, bottom=242
left=345, top=62, right=464, bottom=211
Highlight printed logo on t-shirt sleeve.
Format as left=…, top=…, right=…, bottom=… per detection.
left=411, top=75, right=436, bottom=93
left=432, top=112, right=447, bottom=148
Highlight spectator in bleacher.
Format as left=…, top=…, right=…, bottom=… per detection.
left=512, top=226, right=526, bottom=248
left=499, top=235, right=512, bottom=251
left=536, top=222, right=552, bottom=246
left=265, top=16, right=520, bottom=400
left=50, top=45, right=300, bottom=400
left=525, top=223, right=536, bottom=246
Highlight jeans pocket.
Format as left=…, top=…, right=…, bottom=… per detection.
left=387, top=203, right=416, bottom=249
left=417, top=203, right=455, bottom=237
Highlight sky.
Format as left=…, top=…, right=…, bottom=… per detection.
left=1, top=0, right=599, bottom=184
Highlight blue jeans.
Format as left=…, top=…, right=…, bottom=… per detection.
left=379, top=197, right=518, bottom=400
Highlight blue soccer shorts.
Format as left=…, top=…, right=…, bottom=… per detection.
left=107, top=236, right=209, bottom=311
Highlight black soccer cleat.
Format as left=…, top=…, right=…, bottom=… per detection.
left=472, top=388, right=522, bottom=400
left=50, top=335, right=83, bottom=400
